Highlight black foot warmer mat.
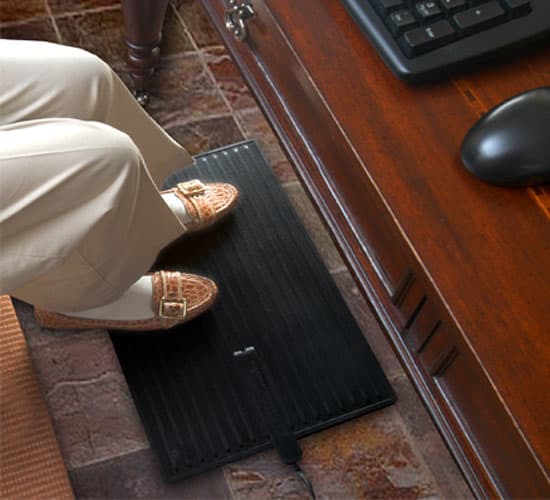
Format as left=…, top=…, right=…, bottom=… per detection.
left=111, top=140, right=395, bottom=482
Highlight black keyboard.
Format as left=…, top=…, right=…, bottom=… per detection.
left=341, top=0, right=550, bottom=81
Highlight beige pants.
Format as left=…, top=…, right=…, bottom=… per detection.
left=0, top=40, right=193, bottom=311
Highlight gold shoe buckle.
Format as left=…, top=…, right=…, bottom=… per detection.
left=158, top=297, right=187, bottom=319
left=177, top=180, right=206, bottom=197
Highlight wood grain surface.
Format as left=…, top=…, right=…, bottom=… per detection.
left=200, top=0, right=550, bottom=496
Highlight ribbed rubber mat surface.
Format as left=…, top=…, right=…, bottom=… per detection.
left=111, top=141, right=395, bottom=482
left=0, top=295, right=74, bottom=500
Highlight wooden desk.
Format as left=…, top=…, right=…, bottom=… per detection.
left=199, top=1, right=550, bottom=497
left=123, top=1, right=550, bottom=496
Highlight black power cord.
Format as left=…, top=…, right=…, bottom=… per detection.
left=234, top=346, right=317, bottom=499
left=294, top=462, right=317, bottom=500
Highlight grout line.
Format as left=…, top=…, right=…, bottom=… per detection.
left=221, top=465, right=239, bottom=500
left=163, top=111, right=236, bottom=129
left=156, top=50, right=206, bottom=63
left=0, top=4, right=120, bottom=27
left=0, top=15, right=48, bottom=28
left=66, top=444, right=151, bottom=472
left=200, top=43, right=226, bottom=51
left=49, top=4, right=120, bottom=20
left=329, top=265, right=352, bottom=276
left=169, top=2, right=248, bottom=138
left=389, top=371, right=410, bottom=384
left=0, top=3, right=119, bottom=35
left=43, top=0, right=62, bottom=43
left=111, top=51, right=200, bottom=76
left=282, top=179, right=301, bottom=189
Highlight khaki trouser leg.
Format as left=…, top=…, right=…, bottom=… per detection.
left=0, top=39, right=192, bottom=184
left=0, top=40, right=190, bottom=311
left=0, top=119, right=185, bottom=311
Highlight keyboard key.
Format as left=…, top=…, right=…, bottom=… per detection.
left=501, top=0, right=531, bottom=17
left=371, top=0, right=405, bottom=17
left=415, top=1, right=442, bottom=20
left=387, top=9, right=418, bottom=35
left=440, top=0, right=466, bottom=14
left=453, top=2, right=506, bottom=35
left=402, top=20, right=456, bottom=55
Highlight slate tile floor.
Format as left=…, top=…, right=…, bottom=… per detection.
left=1, top=1, right=473, bottom=498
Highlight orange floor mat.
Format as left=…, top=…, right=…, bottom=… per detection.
left=0, top=295, right=74, bottom=500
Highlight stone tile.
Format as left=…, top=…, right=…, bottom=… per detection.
left=234, top=107, right=295, bottom=182
left=56, top=8, right=126, bottom=65
left=320, top=274, right=469, bottom=496
left=0, top=17, right=58, bottom=42
left=163, top=466, right=233, bottom=500
left=0, top=19, right=58, bottom=42
left=69, top=448, right=232, bottom=499
left=332, top=272, right=405, bottom=379
left=235, top=108, right=288, bottom=169
left=11, top=300, right=148, bottom=470
left=48, top=0, right=119, bottom=16
left=25, top=327, right=121, bottom=395
left=298, top=407, right=441, bottom=499
left=272, top=160, right=297, bottom=184
left=173, top=0, right=223, bottom=48
left=114, top=54, right=229, bottom=129
left=0, top=0, right=48, bottom=24
left=46, top=370, right=148, bottom=469
left=167, top=115, right=244, bottom=156
left=204, top=46, right=257, bottom=112
left=224, top=409, right=441, bottom=500
left=284, top=181, right=346, bottom=274
left=159, top=4, right=195, bottom=56
left=391, top=374, right=473, bottom=499
left=224, top=450, right=311, bottom=499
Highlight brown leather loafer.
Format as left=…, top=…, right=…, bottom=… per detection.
left=34, top=271, right=218, bottom=331
left=162, top=179, right=239, bottom=234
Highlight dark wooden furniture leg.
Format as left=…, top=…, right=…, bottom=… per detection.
left=120, top=0, right=169, bottom=106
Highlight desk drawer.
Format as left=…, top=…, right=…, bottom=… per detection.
left=402, top=288, right=548, bottom=496
left=403, top=297, right=549, bottom=497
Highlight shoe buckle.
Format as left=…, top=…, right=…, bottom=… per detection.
left=158, top=297, right=187, bottom=319
left=177, top=180, right=206, bottom=197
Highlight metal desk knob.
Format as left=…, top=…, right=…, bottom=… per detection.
left=224, top=0, right=255, bottom=42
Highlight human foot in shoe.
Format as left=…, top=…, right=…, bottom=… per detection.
left=161, top=179, right=239, bottom=234
left=34, top=271, right=218, bottom=331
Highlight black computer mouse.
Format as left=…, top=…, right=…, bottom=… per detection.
left=461, top=86, right=550, bottom=187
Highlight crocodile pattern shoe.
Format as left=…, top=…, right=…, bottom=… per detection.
left=34, top=271, right=218, bottom=331
left=163, top=179, right=239, bottom=233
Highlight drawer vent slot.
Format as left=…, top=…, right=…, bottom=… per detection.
left=417, top=322, right=457, bottom=377
left=405, top=295, right=427, bottom=331
left=431, top=346, right=458, bottom=378
left=394, top=275, right=426, bottom=331
left=417, top=320, right=441, bottom=354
